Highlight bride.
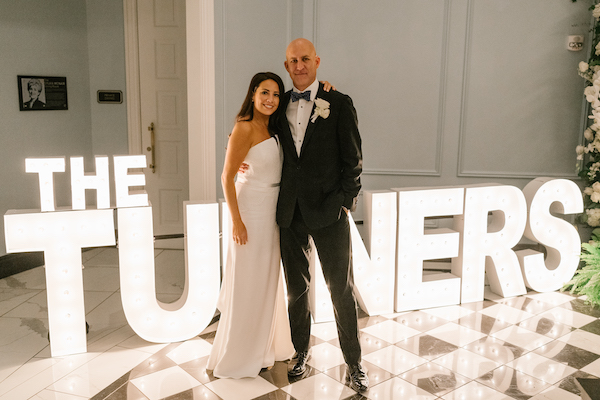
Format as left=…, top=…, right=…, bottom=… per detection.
left=207, top=72, right=293, bottom=378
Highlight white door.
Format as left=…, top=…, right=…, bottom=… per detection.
left=137, top=0, right=189, bottom=248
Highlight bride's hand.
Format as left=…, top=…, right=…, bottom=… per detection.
left=321, top=80, right=337, bottom=92
left=238, top=162, right=249, bottom=174
left=232, top=221, right=248, bottom=245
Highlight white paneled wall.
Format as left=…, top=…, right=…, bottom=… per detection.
left=214, top=0, right=292, bottom=172
left=316, top=0, right=447, bottom=177
left=458, top=0, right=587, bottom=179
left=214, top=0, right=590, bottom=203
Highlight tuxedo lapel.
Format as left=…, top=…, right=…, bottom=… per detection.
left=299, top=85, right=325, bottom=158
left=280, top=91, right=299, bottom=161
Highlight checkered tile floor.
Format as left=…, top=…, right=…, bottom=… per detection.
left=93, top=293, right=600, bottom=399
left=1, top=248, right=600, bottom=399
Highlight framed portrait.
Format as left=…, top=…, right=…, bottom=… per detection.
left=18, top=76, right=68, bottom=111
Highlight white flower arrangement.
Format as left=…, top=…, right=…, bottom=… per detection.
left=575, top=0, right=600, bottom=227
left=587, top=208, right=600, bottom=226
left=311, top=98, right=330, bottom=123
left=594, top=3, right=600, bottom=19
left=563, top=1, right=600, bottom=307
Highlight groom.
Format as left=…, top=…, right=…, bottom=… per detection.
left=277, top=38, right=368, bottom=392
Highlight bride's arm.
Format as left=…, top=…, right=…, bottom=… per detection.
left=222, top=122, right=253, bottom=245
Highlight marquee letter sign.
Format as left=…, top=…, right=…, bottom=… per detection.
left=353, top=190, right=397, bottom=315
left=117, top=203, right=220, bottom=343
left=3, top=155, right=584, bottom=356
left=5, top=208, right=115, bottom=356
left=395, top=187, right=463, bottom=312
left=25, top=157, right=65, bottom=212
left=70, top=156, right=110, bottom=210
left=452, top=184, right=528, bottom=303
left=516, top=178, right=583, bottom=292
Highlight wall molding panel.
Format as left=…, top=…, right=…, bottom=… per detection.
left=313, top=0, right=451, bottom=178
left=214, top=0, right=293, bottom=196
left=213, top=0, right=589, bottom=195
left=456, top=0, right=585, bottom=181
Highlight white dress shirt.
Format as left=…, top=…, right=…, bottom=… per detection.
left=286, top=79, right=319, bottom=156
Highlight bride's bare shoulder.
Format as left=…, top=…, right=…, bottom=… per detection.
left=230, top=120, right=254, bottom=139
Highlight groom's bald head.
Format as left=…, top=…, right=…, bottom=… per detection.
left=284, top=38, right=320, bottom=91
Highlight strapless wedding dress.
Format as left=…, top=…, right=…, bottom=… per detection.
left=207, top=136, right=294, bottom=378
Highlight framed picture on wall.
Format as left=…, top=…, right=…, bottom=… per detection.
left=18, top=76, right=68, bottom=111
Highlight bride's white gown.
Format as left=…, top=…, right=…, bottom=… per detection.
left=207, top=136, right=295, bottom=378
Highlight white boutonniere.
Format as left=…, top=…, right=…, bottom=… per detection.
left=311, top=98, right=330, bottom=123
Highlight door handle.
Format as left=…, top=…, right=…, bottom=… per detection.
left=147, top=122, right=156, bottom=173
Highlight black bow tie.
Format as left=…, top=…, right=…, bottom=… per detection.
left=291, top=90, right=311, bottom=102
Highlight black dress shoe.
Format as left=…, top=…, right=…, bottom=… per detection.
left=347, top=363, right=369, bottom=392
left=288, top=351, right=310, bottom=377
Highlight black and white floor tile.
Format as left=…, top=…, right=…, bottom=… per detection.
left=1, top=247, right=600, bottom=399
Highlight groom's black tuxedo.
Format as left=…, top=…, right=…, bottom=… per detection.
left=276, top=83, right=362, bottom=230
left=277, top=82, right=363, bottom=367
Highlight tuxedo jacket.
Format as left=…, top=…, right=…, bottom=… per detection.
left=276, top=83, right=362, bottom=230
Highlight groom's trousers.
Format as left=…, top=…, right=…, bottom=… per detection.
left=280, top=204, right=362, bottom=366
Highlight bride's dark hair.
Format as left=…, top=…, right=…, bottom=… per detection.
left=237, top=72, right=285, bottom=135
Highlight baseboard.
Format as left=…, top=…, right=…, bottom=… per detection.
left=0, top=252, right=44, bottom=280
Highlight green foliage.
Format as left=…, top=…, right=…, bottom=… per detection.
left=562, top=231, right=600, bottom=305
left=562, top=2, right=600, bottom=306
left=574, top=1, right=600, bottom=226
